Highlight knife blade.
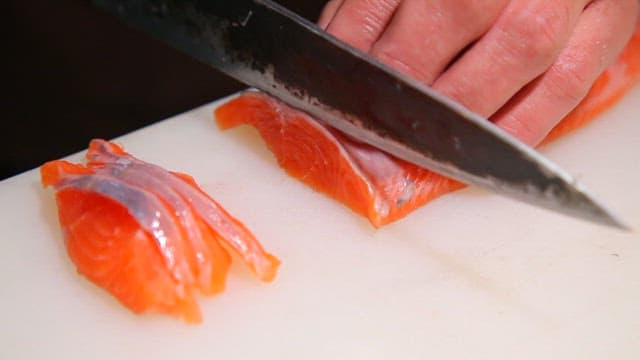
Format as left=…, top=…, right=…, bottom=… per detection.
left=91, top=0, right=628, bottom=230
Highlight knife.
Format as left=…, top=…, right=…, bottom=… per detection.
left=91, top=0, right=628, bottom=230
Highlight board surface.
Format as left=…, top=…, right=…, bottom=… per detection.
left=1, top=86, right=639, bottom=359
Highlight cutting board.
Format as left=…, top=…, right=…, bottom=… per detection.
left=1, top=86, right=639, bottom=359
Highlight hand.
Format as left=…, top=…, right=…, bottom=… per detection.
left=319, top=0, right=639, bottom=146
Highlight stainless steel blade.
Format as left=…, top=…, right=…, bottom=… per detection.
left=92, top=0, right=628, bottom=229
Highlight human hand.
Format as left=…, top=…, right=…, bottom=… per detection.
left=319, top=0, right=639, bottom=146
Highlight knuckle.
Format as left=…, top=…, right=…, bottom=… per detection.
left=434, top=78, right=480, bottom=114
left=500, top=7, right=569, bottom=61
left=360, top=0, right=400, bottom=24
left=330, top=0, right=401, bottom=49
left=371, top=47, right=434, bottom=84
left=547, top=52, right=594, bottom=104
left=360, top=0, right=397, bottom=29
left=499, top=112, right=542, bottom=146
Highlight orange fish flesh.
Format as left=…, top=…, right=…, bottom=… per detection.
left=41, top=139, right=280, bottom=323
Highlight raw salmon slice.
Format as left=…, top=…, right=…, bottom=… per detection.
left=41, top=139, right=280, bottom=323
left=215, top=24, right=640, bottom=227
left=216, top=93, right=464, bottom=227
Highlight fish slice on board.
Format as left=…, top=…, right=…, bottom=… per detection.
left=41, top=139, right=280, bottom=323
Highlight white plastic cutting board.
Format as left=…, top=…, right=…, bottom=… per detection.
left=1, top=86, right=639, bottom=359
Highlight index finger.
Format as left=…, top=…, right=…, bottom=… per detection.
left=320, top=0, right=401, bottom=52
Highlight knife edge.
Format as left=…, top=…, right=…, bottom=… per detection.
left=91, top=0, right=629, bottom=230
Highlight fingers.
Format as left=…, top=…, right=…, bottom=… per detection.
left=318, top=0, right=344, bottom=29
left=322, top=0, right=401, bottom=52
left=491, top=0, right=640, bottom=146
left=319, top=0, right=639, bottom=147
left=369, top=0, right=509, bottom=84
left=432, top=0, right=590, bottom=118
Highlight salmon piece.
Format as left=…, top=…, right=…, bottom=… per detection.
left=216, top=94, right=464, bottom=227
left=215, top=23, right=640, bottom=227
left=41, top=139, right=280, bottom=323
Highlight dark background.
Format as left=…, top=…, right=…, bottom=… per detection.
left=5, top=0, right=326, bottom=180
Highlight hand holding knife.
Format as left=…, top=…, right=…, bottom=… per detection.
left=91, top=0, right=632, bottom=229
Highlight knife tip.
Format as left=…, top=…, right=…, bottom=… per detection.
left=577, top=195, right=632, bottom=232
left=598, top=213, right=633, bottom=232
